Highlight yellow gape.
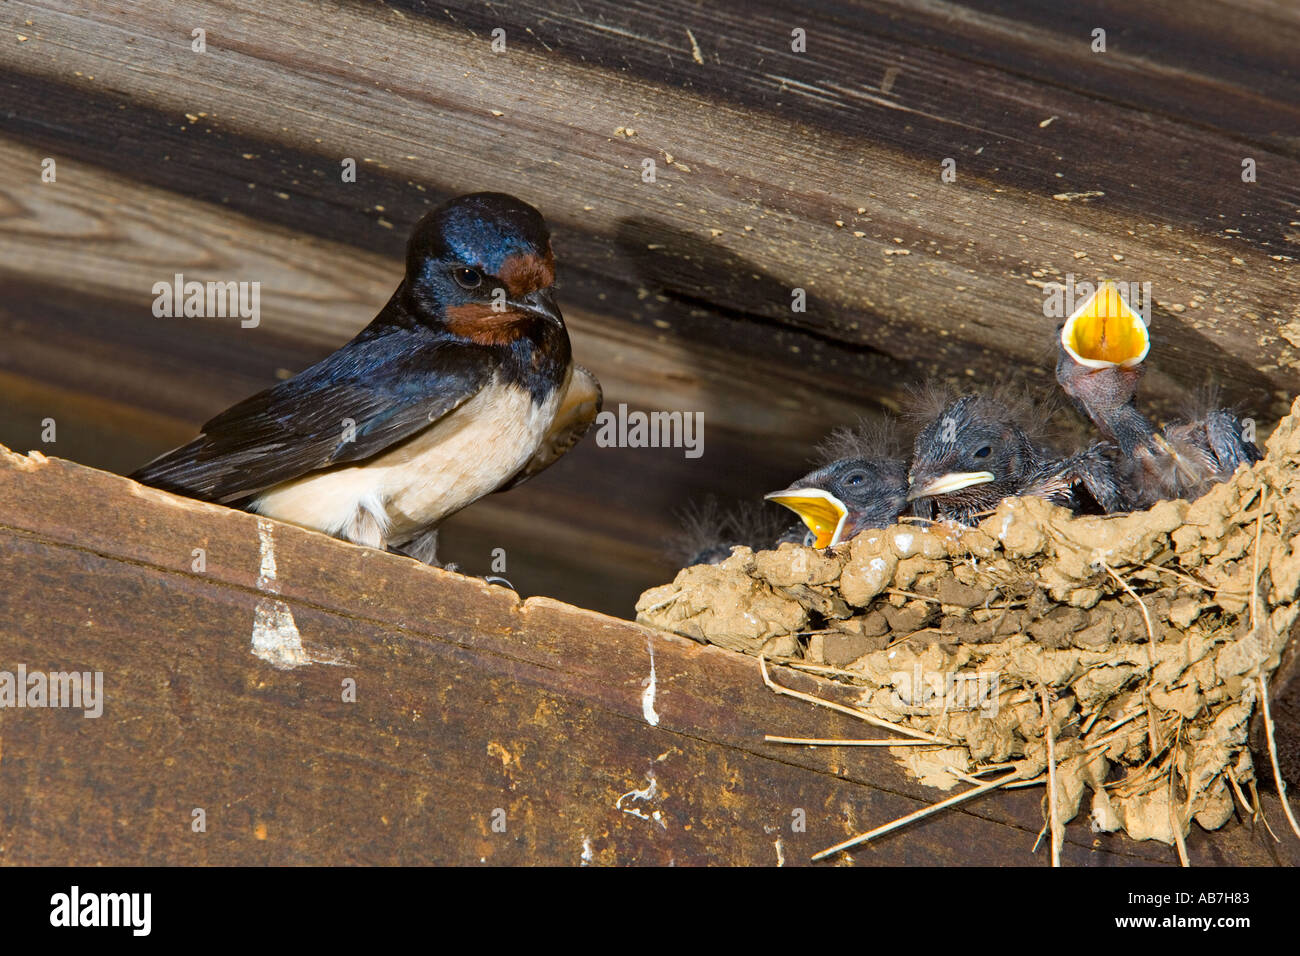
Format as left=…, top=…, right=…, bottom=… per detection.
left=764, top=488, right=848, bottom=549
left=1060, top=280, right=1150, bottom=368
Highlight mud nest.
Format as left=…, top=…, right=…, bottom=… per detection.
left=637, top=398, right=1300, bottom=849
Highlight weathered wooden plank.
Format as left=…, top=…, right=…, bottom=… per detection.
left=1, top=446, right=1296, bottom=865
left=449, top=0, right=1300, bottom=153
left=0, top=135, right=881, bottom=434
left=4, top=0, right=1296, bottom=409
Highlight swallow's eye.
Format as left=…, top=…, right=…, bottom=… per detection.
left=973, top=445, right=992, bottom=459
left=845, top=472, right=866, bottom=486
left=453, top=267, right=484, bottom=290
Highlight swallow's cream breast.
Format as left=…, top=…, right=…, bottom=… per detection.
left=250, top=369, right=565, bottom=548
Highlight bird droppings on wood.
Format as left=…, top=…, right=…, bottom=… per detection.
left=250, top=519, right=309, bottom=670
left=641, top=637, right=661, bottom=727
left=638, top=397, right=1300, bottom=848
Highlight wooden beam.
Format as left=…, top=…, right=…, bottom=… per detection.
left=4, top=0, right=1296, bottom=412
left=1, top=445, right=1295, bottom=864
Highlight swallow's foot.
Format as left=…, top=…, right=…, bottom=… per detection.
left=388, top=531, right=509, bottom=582
left=390, top=527, right=443, bottom=566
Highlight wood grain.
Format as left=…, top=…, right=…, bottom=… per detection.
left=2, top=445, right=1295, bottom=865
left=1, top=0, right=1298, bottom=612
left=0, top=139, right=880, bottom=612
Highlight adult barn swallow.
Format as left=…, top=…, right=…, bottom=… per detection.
left=1055, top=281, right=1260, bottom=508
left=765, top=420, right=910, bottom=547
left=132, top=193, right=602, bottom=563
left=906, top=391, right=1121, bottom=522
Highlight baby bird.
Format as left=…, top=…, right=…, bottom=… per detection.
left=906, top=389, right=1121, bottom=523
left=765, top=419, right=910, bottom=548
left=1055, top=280, right=1261, bottom=509
left=670, top=497, right=809, bottom=568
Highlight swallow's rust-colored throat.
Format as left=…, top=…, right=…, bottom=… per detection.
left=444, top=303, right=533, bottom=346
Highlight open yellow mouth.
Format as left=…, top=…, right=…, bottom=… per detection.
left=1060, top=280, right=1150, bottom=369
left=764, top=488, right=848, bottom=548
left=907, top=471, right=995, bottom=501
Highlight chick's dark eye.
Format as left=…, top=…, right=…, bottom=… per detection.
left=845, top=473, right=866, bottom=486
left=453, top=267, right=483, bottom=290
left=973, top=445, right=992, bottom=459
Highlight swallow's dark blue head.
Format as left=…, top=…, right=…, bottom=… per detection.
left=403, top=192, right=563, bottom=342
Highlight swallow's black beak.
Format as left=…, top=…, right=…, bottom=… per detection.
left=511, top=287, right=564, bottom=326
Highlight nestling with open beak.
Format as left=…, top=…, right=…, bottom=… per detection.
left=906, top=389, right=1122, bottom=523
left=1055, top=280, right=1260, bottom=509
left=132, top=192, right=602, bottom=565
left=765, top=419, right=910, bottom=548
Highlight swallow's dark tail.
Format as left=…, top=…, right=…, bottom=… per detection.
left=129, top=436, right=228, bottom=503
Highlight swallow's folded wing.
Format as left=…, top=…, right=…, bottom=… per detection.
left=131, top=328, right=494, bottom=505
left=498, top=363, right=602, bottom=492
